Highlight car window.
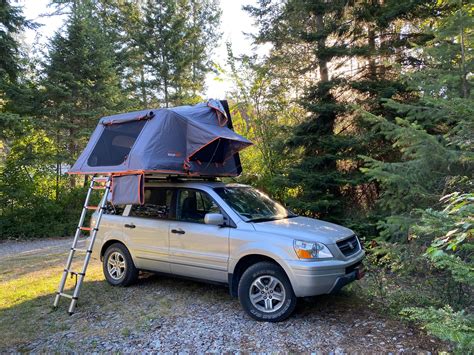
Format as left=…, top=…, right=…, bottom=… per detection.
left=213, top=186, right=296, bottom=222
left=130, top=187, right=174, bottom=219
left=177, top=189, right=220, bottom=223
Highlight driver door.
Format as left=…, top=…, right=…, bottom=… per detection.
left=169, top=188, right=230, bottom=282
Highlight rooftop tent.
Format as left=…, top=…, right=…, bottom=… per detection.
left=69, top=100, right=252, bottom=177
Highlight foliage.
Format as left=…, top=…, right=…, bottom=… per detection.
left=0, top=124, right=85, bottom=238
left=244, top=0, right=435, bottom=233
left=225, top=47, right=304, bottom=201
left=0, top=0, right=36, bottom=83
left=401, top=306, right=474, bottom=352
left=137, top=0, right=221, bottom=107
left=40, top=0, right=122, bottom=164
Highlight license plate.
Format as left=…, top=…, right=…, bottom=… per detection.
left=355, top=265, right=366, bottom=280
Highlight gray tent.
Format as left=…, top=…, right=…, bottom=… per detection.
left=69, top=100, right=252, bottom=204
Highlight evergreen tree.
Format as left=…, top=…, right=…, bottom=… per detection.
left=246, top=0, right=436, bottom=231
left=0, top=0, right=35, bottom=138
left=246, top=0, right=357, bottom=222
left=361, top=0, right=473, bottom=239
left=0, top=0, right=34, bottom=83
left=41, top=0, right=122, bottom=165
left=139, top=0, right=220, bottom=107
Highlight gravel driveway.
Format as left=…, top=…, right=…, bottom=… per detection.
left=0, top=237, right=78, bottom=259
left=0, top=237, right=448, bottom=352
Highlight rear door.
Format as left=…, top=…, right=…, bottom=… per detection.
left=122, top=187, right=175, bottom=273
left=169, top=188, right=230, bottom=282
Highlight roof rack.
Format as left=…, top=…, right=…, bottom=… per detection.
left=144, top=174, right=221, bottom=183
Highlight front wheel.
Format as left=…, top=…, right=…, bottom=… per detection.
left=238, top=261, right=297, bottom=322
left=103, top=243, right=138, bottom=286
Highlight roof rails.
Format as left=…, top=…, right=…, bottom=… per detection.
left=144, top=174, right=221, bottom=183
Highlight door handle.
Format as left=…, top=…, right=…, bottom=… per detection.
left=171, top=228, right=185, bottom=235
left=124, top=223, right=136, bottom=229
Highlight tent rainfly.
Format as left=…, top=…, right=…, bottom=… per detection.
left=69, top=99, right=252, bottom=205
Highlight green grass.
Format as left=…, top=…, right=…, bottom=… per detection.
left=0, top=250, right=181, bottom=351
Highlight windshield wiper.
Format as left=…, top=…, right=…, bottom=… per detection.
left=246, top=216, right=287, bottom=223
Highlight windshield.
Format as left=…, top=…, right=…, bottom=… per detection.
left=214, top=186, right=296, bottom=222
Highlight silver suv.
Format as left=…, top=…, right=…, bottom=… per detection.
left=92, top=180, right=365, bottom=322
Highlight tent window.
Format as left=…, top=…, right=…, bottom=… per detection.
left=88, top=120, right=146, bottom=167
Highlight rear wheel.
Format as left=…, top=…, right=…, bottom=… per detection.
left=103, top=243, right=138, bottom=286
left=238, top=261, right=296, bottom=322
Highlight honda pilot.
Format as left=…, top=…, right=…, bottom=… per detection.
left=92, top=180, right=365, bottom=322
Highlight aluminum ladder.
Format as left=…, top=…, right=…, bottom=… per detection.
left=53, top=176, right=111, bottom=314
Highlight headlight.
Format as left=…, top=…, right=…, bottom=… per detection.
left=293, top=240, right=333, bottom=259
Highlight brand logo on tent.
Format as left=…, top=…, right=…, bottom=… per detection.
left=167, top=152, right=182, bottom=157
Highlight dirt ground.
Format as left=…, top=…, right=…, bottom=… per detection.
left=0, top=237, right=450, bottom=352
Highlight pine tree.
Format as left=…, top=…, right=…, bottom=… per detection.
left=246, top=0, right=436, bottom=231
left=41, top=0, right=122, bottom=165
left=0, top=0, right=36, bottom=138
left=0, top=0, right=35, bottom=84
left=246, top=0, right=357, bottom=222
left=139, top=0, right=220, bottom=107
left=361, top=0, right=473, bottom=239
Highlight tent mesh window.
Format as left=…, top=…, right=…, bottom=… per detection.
left=87, top=120, right=147, bottom=167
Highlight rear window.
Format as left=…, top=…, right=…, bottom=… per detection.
left=87, top=120, right=146, bottom=167
left=130, top=187, right=174, bottom=219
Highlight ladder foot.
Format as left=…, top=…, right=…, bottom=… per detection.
left=68, top=312, right=74, bottom=316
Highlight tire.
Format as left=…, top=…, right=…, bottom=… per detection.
left=103, top=243, right=138, bottom=286
left=238, top=261, right=297, bottom=322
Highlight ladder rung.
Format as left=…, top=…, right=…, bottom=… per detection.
left=79, top=227, right=91, bottom=231
left=57, top=292, right=74, bottom=299
left=85, top=205, right=99, bottom=210
left=91, top=186, right=106, bottom=190
left=67, top=270, right=85, bottom=276
left=71, top=247, right=91, bottom=253
left=93, top=177, right=110, bottom=182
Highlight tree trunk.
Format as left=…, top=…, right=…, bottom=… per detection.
left=459, top=21, right=469, bottom=98
left=368, top=27, right=377, bottom=80
left=315, top=14, right=329, bottom=82
left=140, top=66, right=148, bottom=108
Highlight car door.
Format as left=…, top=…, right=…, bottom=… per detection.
left=169, top=188, right=230, bottom=282
left=122, top=187, right=175, bottom=273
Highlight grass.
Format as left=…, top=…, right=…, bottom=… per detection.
left=0, top=252, right=104, bottom=350
left=0, top=251, right=167, bottom=351
left=0, top=247, right=227, bottom=351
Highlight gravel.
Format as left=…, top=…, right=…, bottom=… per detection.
left=29, top=274, right=446, bottom=353
left=0, top=237, right=77, bottom=259
left=1, top=238, right=449, bottom=353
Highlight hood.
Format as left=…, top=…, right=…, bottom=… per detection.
left=251, top=216, right=354, bottom=245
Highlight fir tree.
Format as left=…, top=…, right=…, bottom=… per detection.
left=246, top=0, right=436, bottom=231
left=139, top=0, right=220, bottom=107
left=41, top=0, right=122, bottom=164
left=361, top=0, right=473, bottom=239
left=0, top=0, right=36, bottom=138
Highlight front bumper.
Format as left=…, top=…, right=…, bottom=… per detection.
left=329, top=262, right=365, bottom=294
left=285, top=250, right=365, bottom=297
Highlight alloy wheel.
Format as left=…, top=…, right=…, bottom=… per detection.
left=107, top=251, right=126, bottom=280
left=249, top=275, right=286, bottom=313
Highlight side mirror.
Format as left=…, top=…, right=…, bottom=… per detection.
left=204, top=213, right=224, bottom=226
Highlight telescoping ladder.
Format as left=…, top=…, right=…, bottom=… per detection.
left=53, top=176, right=111, bottom=314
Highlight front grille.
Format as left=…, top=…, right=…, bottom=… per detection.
left=337, top=235, right=360, bottom=257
